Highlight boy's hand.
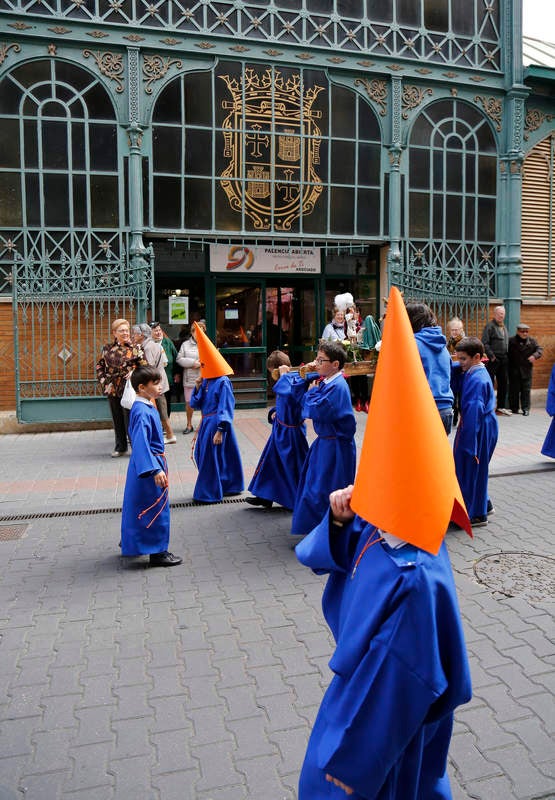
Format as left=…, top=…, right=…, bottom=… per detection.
left=213, top=430, right=223, bottom=445
left=325, top=774, right=354, bottom=795
left=329, top=485, right=356, bottom=525
left=277, top=364, right=290, bottom=375
left=194, top=376, right=203, bottom=389
left=154, top=470, right=168, bottom=488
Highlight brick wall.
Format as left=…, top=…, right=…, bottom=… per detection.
left=519, top=302, right=555, bottom=389
left=0, top=300, right=16, bottom=411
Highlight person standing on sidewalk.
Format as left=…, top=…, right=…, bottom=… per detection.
left=481, top=305, right=511, bottom=415
left=96, top=318, right=146, bottom=458
left=176, top=320, right=205, bottom=435
left=150, top=321, right=178, bottom=420
left=121, top=365, right=182, bottom=568
left=132, top=324, right=177, bottom=445
left=508, top=323, right=543, bottom=416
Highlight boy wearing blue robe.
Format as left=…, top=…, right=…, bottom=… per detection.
left=453, top=337, right=498, bottom=527
left=291, top=341, right=356, bottom=537
left=190, top=374, right=244, bottom=502
left=296, top=486, right=472, bottom=800
left=541, top=363, right=555, bottom=458
left=246, top=351, right=310, bottom=509
left=121, top=365, right=182, bottom=567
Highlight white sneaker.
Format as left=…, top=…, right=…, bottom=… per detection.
left=498, top=408, right=512, bottom=416
left=164, top=436, right=177, bottom=444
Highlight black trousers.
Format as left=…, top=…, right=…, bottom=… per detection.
left=509, top=372, right=532, bottom=413
left=486, top=355, right=508, bottom=409
left=107, top=394, right=129, bottom=453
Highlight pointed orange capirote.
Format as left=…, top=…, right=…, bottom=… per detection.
left=350, top=286, right=471, bottom=554
left=193, top=321, right=234, bottom=379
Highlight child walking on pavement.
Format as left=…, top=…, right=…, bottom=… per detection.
left=121, top=365, right=182, bottom=567
left=246, top=350, right=309, bottom=510
left=453, top=336, right=498, bottom=527
left=190, top=322, right=244, bottom=503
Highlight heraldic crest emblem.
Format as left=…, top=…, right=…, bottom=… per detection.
left=219, top=68, right=324, bottom=231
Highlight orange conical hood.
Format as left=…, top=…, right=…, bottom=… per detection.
left=350, top=286, right=471, bottom=554
left=193, top=322, right=234, bottom=379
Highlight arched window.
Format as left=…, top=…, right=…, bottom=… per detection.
left=150, top=63, right=383, bottom=239
left=0, top=59, right=119, bottom=232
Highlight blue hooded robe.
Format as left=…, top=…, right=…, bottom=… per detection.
left=453, top=364, right=498, bottom=519
left=541, top=363, right=555, bottom=458
left=291, top=374, right=356, bottom=536
left=190, top=376, right=244, bottom=502
left=295, top=512, right=472, bottom=800
left=248, top=372, right=309, bottom=509
left=414, top=326, right=454, bottom=412
left=121, top=398, right=169, bottom=556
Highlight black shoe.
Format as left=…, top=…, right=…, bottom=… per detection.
left=522, top=410, right=529, bottom=416
left=149, top=551, right=183, bottom=567
left=245, top=496, right=273, bottom=508
left=486, top=499, right=495, bottom=515
left=470, top=516, right=488, bottom=528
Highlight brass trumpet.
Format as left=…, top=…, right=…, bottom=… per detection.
left=271, top=361, right=377, bottom=382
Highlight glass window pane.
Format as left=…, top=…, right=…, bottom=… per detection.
left=331, top=85, right=356, bottom=138
left=358, top=99, right=380, bottom=141
left=432, top=150, right=443, bottom=190
left=0, top=77, right=22, bottom=115
left=216, top=179, right=241, bottom=230
left=153, top=126, right=182, bottom=173
left=89, top=124, right=118, bottom=170
left=72, top=175, right=87, bottom=226
left=42, top=120, right=68, bottom=169
left=446, top=151, right=462, bottom=191
left=358, top=143, right=380, bottom=186
left=477, top=198, right=496, bottom=241
left=331, top=140, right=355, bottom=183
left=71, top=122, right=86, bottom=170
left=445, top=195, right=462, bottom=239
left=433, top=194, right=443, bottom=238
left=302, top=184, right=327, bottom=234
left=42, top=100, right=66, bottom=118
left=83, top=82, right=116, bottom=120
left=185, top=72, right=212, bottom=126
left=23, top=120, right=38, bottom=168
left=478, top=155, right=497, bottom=195
left=465, top=153, right=476, bottom=193
left=153, top=176, right=181, bottom=228
left=397, top=0, right=420, bottom=26
left=0, top=119, right=20, bottom=168
left=56, top=61, right=96, bottom=92
left=0, top=172, right=22, bottom=226
left=25, top=173, right=41, bottom=226
left=409, top=148, right=430, bottom=190
left=465, top=196, right=476, bottom=240
left=409, top=192, right=430, bottom=238
left=424, top=0, right=448, bottom=32
left=153, top=77, right=182, bottom=123
left=330, top=186, right=354, bottom=234
left=216, top=284, right=262, bottom=349
left=185, top=128, right=212, bottom=176
left=410, top=116, right=433, bottom=146
left=185, top=178, right=211, bottom=229
left=357, top=188, right=380, bottom=236
left=452, top=0, right=474, bottom=34
left=475, top=121, right=497, bottom=153
left=12, top=60, right=51, bottom=89
left=44, top=174, right=69, bottom=226
left=90, top=175, right=119, bottom=227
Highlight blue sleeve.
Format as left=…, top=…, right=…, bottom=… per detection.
left=190, top=382, right=203, bottom=410
left=128, top=409, right=162, bottom=477
left=547, top=367, right=555, bottom=417
left=216, top=377, right=235, bottom=431
left=296, top=510, right=362, bottom=576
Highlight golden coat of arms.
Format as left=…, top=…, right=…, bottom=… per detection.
left=219, top=68, right=324, bottom=231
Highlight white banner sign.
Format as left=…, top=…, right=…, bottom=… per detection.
left=210, top=244, right=321, bottom=274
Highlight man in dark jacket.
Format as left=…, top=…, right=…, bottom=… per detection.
left=508, top=323, right=543, bottom=415
left=481, top=306, right=510, bottom=415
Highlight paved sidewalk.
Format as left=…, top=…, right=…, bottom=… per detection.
left=0, top=408, right=553, bottom=799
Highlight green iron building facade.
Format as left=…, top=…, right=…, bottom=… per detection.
left=0, top=0, right=541, bottom=421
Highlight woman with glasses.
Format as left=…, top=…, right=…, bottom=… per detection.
left=291, top=341, right=356, bottom=538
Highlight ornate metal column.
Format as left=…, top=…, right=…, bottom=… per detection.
left=387, top=76, right=403, bottom=288
left=126, top=46, right=151, bottom=320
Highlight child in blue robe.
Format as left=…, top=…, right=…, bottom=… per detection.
left=541, top=363, right=555, bottom=458
left=190, top=374, right=244, bottom=502
left=291, top=341, right=356, bottom=537
left=295, top=485, right=472, bottom=800
left=121, top=365, right=182, bottom=567
left=246, top=351, right=310, bottom=509
left=453, top=337, right=498, bottom=526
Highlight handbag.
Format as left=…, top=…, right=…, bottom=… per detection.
left=120, top=377, right=136, bottom=410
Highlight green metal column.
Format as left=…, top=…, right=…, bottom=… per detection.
left=386, top=77, right=403, bottom=288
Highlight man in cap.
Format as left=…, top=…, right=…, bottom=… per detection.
left=508, top=323, right=543, bottom=416
left=481, top=305, right=511, bottom=415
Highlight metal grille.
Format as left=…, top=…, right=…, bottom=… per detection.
left=0, top=0, right=501, bottom=70
left=0, top=524, right=29, bottom=540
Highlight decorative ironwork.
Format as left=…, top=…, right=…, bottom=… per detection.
left=48, top=26, right=71, bottom=34
left=524, top=108, right=555, bottom=141
left=87, top=30, right=109, bottom=38
left=124, top=34, right=145, bottom=42
left=474, top=94, right=502, bottom=131
left=0, top=1, right=502, bottom=71
left=402, top=85, right=433, bottom=119
left=160, top=38, right=181, bottom=46
left=354, top=77, right=387, bottom=117
left=0, top=42, right=21, bottom=66
left=8, top=21, right=32, bottom=29
left=83, top=50, right=125, bottom=92
left=219, top=68, right=324, bottom=232
left=142, top=54, right=183, bottom=95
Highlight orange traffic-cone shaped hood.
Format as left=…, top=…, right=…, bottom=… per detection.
left=193, top=321, right=234, bottom=379
left=350, top=286, right=471, bottom=554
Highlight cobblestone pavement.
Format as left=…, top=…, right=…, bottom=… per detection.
left=0, top=407, right=553, bottom=799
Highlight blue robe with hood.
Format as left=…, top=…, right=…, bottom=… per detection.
left=541, top=363, right=555, bottom=458
left=190, top=376, right=244, bottom=502
left=121, top=398, right=169, bottom=556
left=295, top=512, right=472, bottom=800
left=453, top=364, right=498, bottom=518
left=414, top=326, right=454, bottom=413
left=291, top=374, right=356, bottom=536
left=248, top=372, right=309, bottom=509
